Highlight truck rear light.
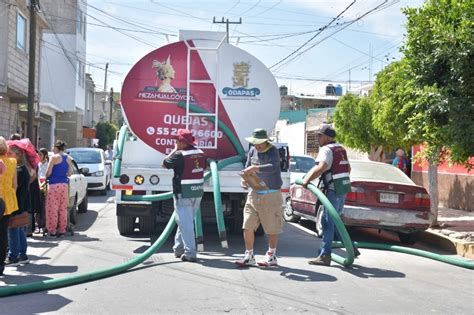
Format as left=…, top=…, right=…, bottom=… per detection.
left=415, top=193, right=430, bottom=207
left=134, top=175, right=144, bottom=185
left=346, top=186, right=366, bottom=202
left=119, top=174, right=130, bottom=184
left=149, top=175, right=160, bottom=185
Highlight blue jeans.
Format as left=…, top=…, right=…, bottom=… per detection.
left=173, top=194, right=202, bottom=258
left=8, top=226, right=28, bottom=259
left=320, top=190, right=346, bottom=256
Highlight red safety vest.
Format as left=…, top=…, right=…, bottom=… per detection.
left=180, top=148, right=205, bottom=198
left=322, top=143, right=351, bottom=195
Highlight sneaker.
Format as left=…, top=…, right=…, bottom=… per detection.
left=19, top=255, right=29, bottom=265
left=235, top=252, right=256, bottom=267
left=180, top=254, right=197, bottom=262
left=308, top=255, right=331, bottom=266
left=4, top=257, right=20, bottom=267
left=257, top=251, right=278, bottom=267
left=57, top=233, right=66, bottom=238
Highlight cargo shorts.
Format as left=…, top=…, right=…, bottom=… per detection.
left=242, top=190, right=284, bottom=235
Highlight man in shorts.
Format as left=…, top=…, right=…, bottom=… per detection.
left=235, top=128, right=283, bottom=267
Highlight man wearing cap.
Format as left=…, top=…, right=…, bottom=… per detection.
left=302, top=123, right=360, bottom=266
left=162, top=129, right=205, bottom=262
left=235, top=128, right=283, bottom=267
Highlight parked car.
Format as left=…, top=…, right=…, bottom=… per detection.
left=289, top=154, right=316, bottom=184
left=285, top=160, right=432, bottom=244
left=68, top=159, right=89, bottom=224
left=66, top=148, right=112, bottom=195
left=43, top=157, right=89, bottom=225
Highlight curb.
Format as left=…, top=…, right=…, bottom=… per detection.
left=422, top=229, right=474, bottom=259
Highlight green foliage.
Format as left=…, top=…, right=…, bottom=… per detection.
left=333, top=94, right=383, bottom=152
left=402, top=0, right=474, bottom=165
left=95, top=122, right=117, bottom=149
left=370, top=60, right=417, bottom=152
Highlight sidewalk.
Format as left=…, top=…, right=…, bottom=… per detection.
left=421, top=207, right=474, bottom=259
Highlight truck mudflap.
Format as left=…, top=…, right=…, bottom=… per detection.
left=341, top=205, right=433, bottom=231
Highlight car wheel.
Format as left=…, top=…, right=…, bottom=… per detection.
left=398, top=231, right=420, bottom=244
left=78, top=194, right=88, bottom=213
left=283, top=197, right=300, bottom=222
left=69, top=196, right=78, bottom=225
left=139, top=216, right=156, bottom=234
left=315, top=205, right=324, bottom=238
left=117, top=215, right=135, bottom=236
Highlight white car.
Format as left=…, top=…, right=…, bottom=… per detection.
left=68, top=160, right=89, bottom=224
left=66, top=148, right=112, bottom=195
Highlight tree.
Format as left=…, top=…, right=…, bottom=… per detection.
left=402, top=0, right=474, bottom=165
left=400, top=0, right=474, bottom=224
left=333, top=93, right=386, bottom=161
left=95, top=122, right=117, bottom=149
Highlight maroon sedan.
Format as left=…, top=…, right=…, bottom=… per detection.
left=285, top=160, right=432, bottom=244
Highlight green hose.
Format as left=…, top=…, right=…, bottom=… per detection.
left=113, top=125, right=130, bottom=178
left=295, top=178, right=354, bottom=266
left=0, top=197, right=177, bottom=298
left=332, top=242, right=474, bottom=270
left=294, top=179, right=474, bottom=270
left=210, top=160, right=228, bottom=249
left=177, top=101, right=246, bottom=158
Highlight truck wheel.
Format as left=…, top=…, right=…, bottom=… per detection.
left=78, top=194, right=88, bottom=213
left=398, top=231, right=419, bottom=244
left=139, top=216, right=156, bottom=235
left=117, top=215, right=135, bottom=236
left=230, top=199, right=244, bottom=235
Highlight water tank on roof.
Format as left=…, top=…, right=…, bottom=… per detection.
left=326, top=84, right=335, bottom=96
left=335, top=84, right=343, bottom=96
left=280, top=85, right=288, bottom=96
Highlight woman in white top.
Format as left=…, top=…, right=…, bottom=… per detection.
left=35, top=148, right=49, bottom=233
left=38, top=148, right=49, bottom=180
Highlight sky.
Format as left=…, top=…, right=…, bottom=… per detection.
left=84, top=0, right=425, bottom=96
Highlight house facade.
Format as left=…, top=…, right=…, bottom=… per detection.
left=0, top=0, right=47, bottom=142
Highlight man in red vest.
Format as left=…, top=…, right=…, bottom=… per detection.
left=302, top=124, right=360, bottom=266
left=163, top=129, right=205, bottom=262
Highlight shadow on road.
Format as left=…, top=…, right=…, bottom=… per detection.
left=0, top=290, right=72, bottom=313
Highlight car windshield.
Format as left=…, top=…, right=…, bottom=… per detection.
left=290, top=156, right=316, bottom=173
left=350, top=161, right=414, bottom=185
left=68, top=150, right=102, bottom=164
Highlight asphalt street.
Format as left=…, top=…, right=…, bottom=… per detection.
left=0, top=191, right=473, bottom=314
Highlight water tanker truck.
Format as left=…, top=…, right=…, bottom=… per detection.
left=112, top=30, right=290, bottom=237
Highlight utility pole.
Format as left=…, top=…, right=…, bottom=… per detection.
left=109, top=87, right=114, bottom=122
left=103, top=62, right=109, bottom=92
left=213, top=17, right=242, bottom=43
left=27, top=0, right=40, bottom=142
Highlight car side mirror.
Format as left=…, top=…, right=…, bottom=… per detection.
left=80, top=167, right=89, bottom=175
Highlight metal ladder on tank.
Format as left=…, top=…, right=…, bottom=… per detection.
left=183, top=36, right=226, bottom=149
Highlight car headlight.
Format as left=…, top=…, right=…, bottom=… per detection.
left=91, top=171, right=104, bottom=177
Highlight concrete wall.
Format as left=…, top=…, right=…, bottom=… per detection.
left=274, top=120, right=306, bottom=155
left=56, top=111, right=82, bottom=148
left=0, top=96, right=19, bottom=136
left=412, top=171, right=473, bottom=211
left=39, top=33, right=78, bottom=111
